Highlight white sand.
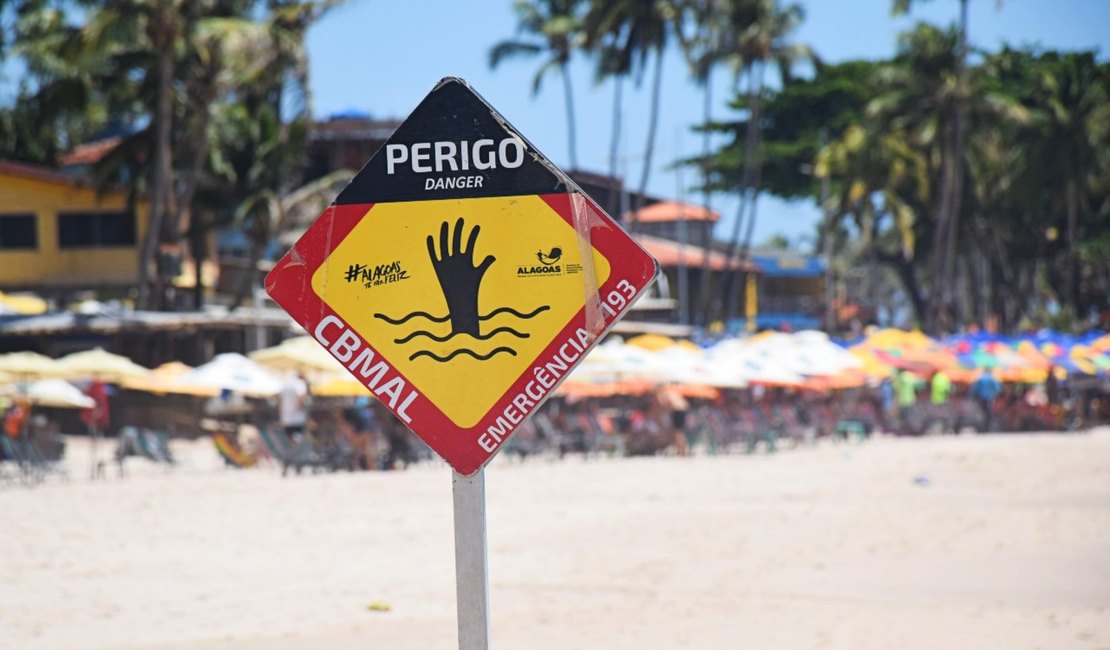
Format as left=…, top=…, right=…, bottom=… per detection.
left=2, top=429, right=1109, bottom=650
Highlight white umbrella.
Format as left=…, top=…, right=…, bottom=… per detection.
left=660, top=347, right=749, bottom=388
left=569, top=339, right=670, bottom=383
left=706, top=340, right=805, bottom=387
left=0, top=379, right=95, bottom=409
left=180, top=353, right=283, bottom=397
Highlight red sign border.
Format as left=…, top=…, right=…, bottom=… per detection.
left=266, top=192, right=657, bottom=475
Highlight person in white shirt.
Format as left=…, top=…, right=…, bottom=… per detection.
left=279, top=372, right=309, bottom=441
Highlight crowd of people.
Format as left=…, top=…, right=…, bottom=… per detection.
left=4, top=342, right=1106, bottom=479
left=209, top=365, right=1105, bottom=474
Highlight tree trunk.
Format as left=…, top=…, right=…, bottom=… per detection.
left=876, top=249, right=927, bottom=328
left=137, top=3, right=177, bottom=310
left=926, top=123, right=954, bottom=334
left=560, top=63, right=578, bottom=170
left=629, top=48, right=665, bottom=233
left=719, top=62, right=766, bottom=321
left=1066, top=178, right=1080, bottom=318
left=607, top=77, right=623, bottom=219
left=942, top=0, right=970, bottom=331
left=927, top=0, right=970, bottom=334
left=695, top=74, right=715, bottom=325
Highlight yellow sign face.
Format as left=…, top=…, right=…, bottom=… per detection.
left=312, top=194, right=611, bottom=428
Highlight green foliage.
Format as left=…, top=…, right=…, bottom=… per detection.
left=698, top=14, right=1110, bottom=332
left=701, top=59, right=880, bottom=200
left=0, top=0, right=339, bottom=308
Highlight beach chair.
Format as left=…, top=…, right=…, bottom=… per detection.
left=258, top=427, right=332, bottom=476
left=774, top=404, right=812, bottom=446
left=1, top=435, right=50, bottom=486
left=115, top=426, right=175, bottom=476
left=501, top=418, right=542, bottom=462
left=530, top=411, right=561, bottom=458
left=743, top=407, right=778, bottom=454
left=211, top=432, right=257, bottom=468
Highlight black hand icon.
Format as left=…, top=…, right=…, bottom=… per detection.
left=427, top=218, right=495, bottom=337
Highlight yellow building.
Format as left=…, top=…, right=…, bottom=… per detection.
left=0, top=161, right=148, bottom=293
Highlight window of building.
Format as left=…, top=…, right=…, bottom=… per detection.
left=57, top=210, right=136, bottom=249
left=0, top=213, right=38, bottom=250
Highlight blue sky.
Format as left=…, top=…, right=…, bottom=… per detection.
left=306, top=1, right=1109, bottom=251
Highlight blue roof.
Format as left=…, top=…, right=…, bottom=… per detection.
left=752, top=254, right=825, bottom=278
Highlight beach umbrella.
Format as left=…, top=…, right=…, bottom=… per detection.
left=180, top=353, right=283, bottom=397
left=0, top=351, right=65, bottom=379
left=249, top=336, right=346, bottom=376
left=664, top=383, right=720, bottom=400
left=0, top=378, right=94, bottom=409
left=848, top=347, right=894, bottom=379
left=625, top=333, right=677, bottom=352
left=56, top=348, right=150, bottom=383
left=311, top=374, right=373, bottom=397
left=0, top=291, right=48, bottom=315
left=570, top=339, right=670, bottom=383
left=556, top=378, right=655, bottom=398
left=120, top=362, right=219, bottom=397
left=656, top=345, right=746, bottom=389
left=706, top=340, right=804, bottom=387
left=1089, top=333, right=1110, bottom=353
left=862, top=328, right=934, bottom=351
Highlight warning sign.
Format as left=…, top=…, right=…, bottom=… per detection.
left=266, top=77, right=657, bottom=475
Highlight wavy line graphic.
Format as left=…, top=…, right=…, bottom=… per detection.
left=373, top=311, right=451, bottom=325
left=478, top=305, right=550, bottom=321
left=409, top=347, right=517, bottom=362
left=394, top=326, right=530, bottom=345
left=375, top=305, right=550, bottom=326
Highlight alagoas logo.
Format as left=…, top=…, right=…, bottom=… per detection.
left=517, top=246, right=577, bottom=277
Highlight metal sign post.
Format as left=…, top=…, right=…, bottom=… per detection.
left=452, top=468, right=491, bottom=649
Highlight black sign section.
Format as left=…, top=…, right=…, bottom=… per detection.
left=334, top=78, right=567, bottom=205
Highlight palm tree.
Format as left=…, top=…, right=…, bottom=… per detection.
left=29, top=0, right=339, bottom=310
left=1030, top=52, right=1109, bottom=318
left=892, top=0, right=976, bottom=332
left=716, top=0, right=810, bottom=321
left=864, top=22, right=964, bottom=331
left=583, top=0, right=680, bottom=231
left=675, top=0, right=732, bottom=323
left=818, top=122, right=931, bottom=324
left=490, top=0, right=586, bottom=170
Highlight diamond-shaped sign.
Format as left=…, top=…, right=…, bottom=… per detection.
left=266, top=77, right=657, bottom=475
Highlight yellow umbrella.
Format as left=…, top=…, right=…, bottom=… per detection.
left=56, top=348, right=151, bottom=383
left=0, top=351, right=65, bottom=379
left=625, top=333, right=677, bottom=351
left=250, top=336, right=345, bottom=375
left=672, top=340, right=702, bottom=353
left=864, top=328, right=934, bottom=350
left=120, top=362, right=219, bottom=397
left=311, top=374, right=373, bottom=398
left=0, top=291, right=48, bottom=315
left=848, top=346, right=894, bottom=379
left=1090, top=333, right=1110, bottom=353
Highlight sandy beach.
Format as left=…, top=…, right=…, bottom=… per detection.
left=2, top=429, right=1109, bottom=650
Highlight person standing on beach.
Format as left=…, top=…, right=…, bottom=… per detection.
left=971, top=369, right=1002, bottom=432
left=279, top=372, right=309, bottom=442
left=930, top=370, right=953, bottom=433
left=894, top=369, right=921, bottom=435
left=338, top=400, right=378, bottom=471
